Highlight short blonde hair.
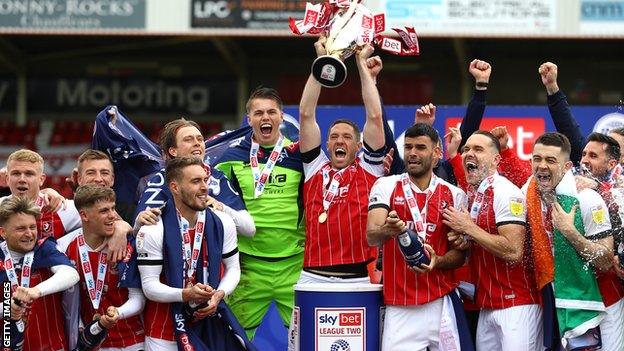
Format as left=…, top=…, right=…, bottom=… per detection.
left=0, top=197, right=41, bottom=226
left=7, top=149, right=44, bottom=173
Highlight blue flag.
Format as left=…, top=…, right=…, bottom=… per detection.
left=92, top=105, right=163, bottom=207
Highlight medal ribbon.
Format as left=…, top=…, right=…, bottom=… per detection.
left=469, top=174, right=496, bottom=220
left=400, top=173, right=437, bottom=240
left=1, top=241, right=34, bottom=293
left=177, top=210, right=206, bottom=285
left=250, top=135, right=285, bottom=199
left=77, top=232, right=108, bottom=310
left=320, top=163, right=354, bottom=212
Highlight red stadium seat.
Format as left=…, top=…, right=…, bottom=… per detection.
left=49, top=121, right=91, bottom=145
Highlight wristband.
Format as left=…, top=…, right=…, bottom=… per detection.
left=475, top=82, right=489, bottom=88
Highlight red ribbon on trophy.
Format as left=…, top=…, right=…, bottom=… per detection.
left=289, top=0, right=419, bottom=87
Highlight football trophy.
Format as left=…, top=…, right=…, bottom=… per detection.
left=290, top=0, right=420, bottom=88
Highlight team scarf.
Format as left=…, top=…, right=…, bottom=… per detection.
left=126, top=181, right=255, bottom=351
left=160, top=202, right=255, bottom=351
left=0, top=237, right=72, bottom=349
left=526, top=170, right=605, bottom=339
left=1, top=242, right=34, bottom=292
left=0, top=237, right=72, bottom=283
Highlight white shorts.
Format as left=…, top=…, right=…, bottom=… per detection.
left=296, top=270, right=371, bottom=284
left=144, top=337, right=176, bottom=351
left=600, top=297, right=624, bottom=351
left=476, top=304, right=544, bottom=351
left=101, top=342, right=144, bottom=351
left=382, top=298, right=444, bottom=351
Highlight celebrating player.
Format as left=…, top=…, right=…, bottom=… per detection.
left=367, top=123, right=471, bottom=350
left=58, top=185, right=145, bottom=350
left=136, top=156, right=250, bottom=350
left=0, top=196, right=79, bottom=350
left=443, top=131, right=543, bottom=350
left=298, top=37, right=385, bottom=284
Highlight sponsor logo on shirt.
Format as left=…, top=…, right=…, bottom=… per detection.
left=509, top=197, right=524, bottom=217
left=591, top=206, right=606, bottom=225
left=394, top=196, right=405, bottom=205
left=439, top=200, right=449, bottom=210
left=42, top=221, right=53, bottom=235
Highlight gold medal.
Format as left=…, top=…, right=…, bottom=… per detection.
left=318, top=211, right=327, bottom=223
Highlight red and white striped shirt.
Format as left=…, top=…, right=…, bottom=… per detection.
left=303, top=149, right=384, bottom=268
left=136, top=212, right=237, bottom=341
left=17, top=264, right=67, bottom=350
left=144, top=291, right=175, bottom=340
left=63, top=236, right=145, bottom=348
left=368, top=174, right=466, bottom=305
left=471, top=174, right=540, bottom=309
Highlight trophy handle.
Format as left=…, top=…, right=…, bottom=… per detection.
left=312, top=55, right=347, bottom=88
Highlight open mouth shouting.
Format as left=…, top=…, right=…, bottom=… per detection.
left=260, top=123, right=273, bottom=137
left=535, top=171, right=552, bottom=188
left=580, top=163, right=593, bottom=176
left=465, top=161, right=478, bottom=175
left=334, top=147, right=347, bottom=160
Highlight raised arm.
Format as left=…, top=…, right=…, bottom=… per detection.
left=458, top=59, right=491, bottom=151
left=538, top=62, right=585, bottom=164
left=299, top=36, right=325, bottom=153
left=357, top=45, right=384, bottom=151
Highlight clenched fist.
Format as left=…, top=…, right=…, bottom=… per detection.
left=468, top=59, right=492, bottom=86
left=538, top=62, right=559, bottom=95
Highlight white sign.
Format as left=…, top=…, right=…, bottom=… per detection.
left=377, top=0, right=556, bottom=36
left=580, top=0, right=624, bottom=35
left=315, top=307, right=365, bottom=351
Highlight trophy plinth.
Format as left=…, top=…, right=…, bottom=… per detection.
left=312, top=55, right=347, bottom=88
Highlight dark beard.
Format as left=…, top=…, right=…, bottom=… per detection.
left=183, top=193, right=208, bottom=212
left=406, top=158, right=432, bottom=179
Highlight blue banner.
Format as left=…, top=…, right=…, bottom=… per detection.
left=254, top=104, right=624, bottom=351
left=283, top=105, right=624, bottom=160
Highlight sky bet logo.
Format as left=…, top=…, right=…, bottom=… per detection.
left=317, top=308, right=364, bottom=349
left=319, top=312, right=361, bottom=326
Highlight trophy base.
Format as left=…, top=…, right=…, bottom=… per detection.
left=312, top=55, right=347, bottom=88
